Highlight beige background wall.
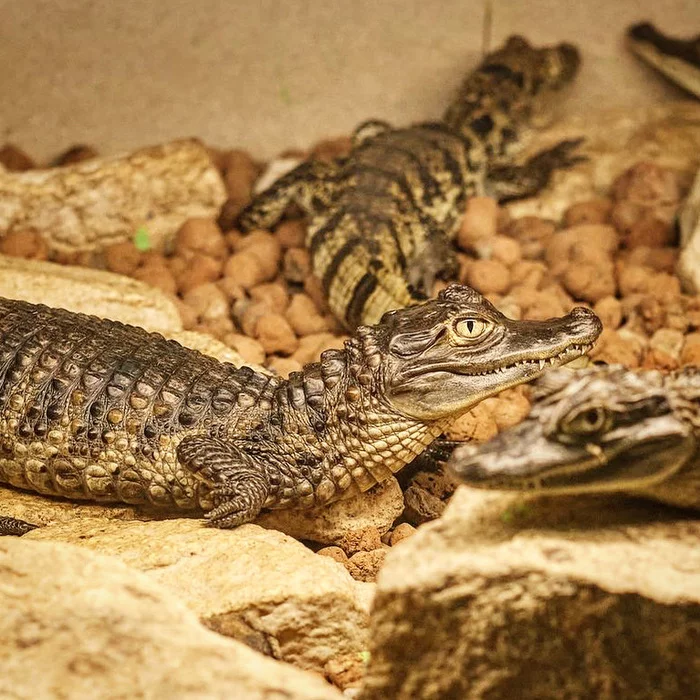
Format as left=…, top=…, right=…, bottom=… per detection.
left=1, top=0, right=698, bottom=162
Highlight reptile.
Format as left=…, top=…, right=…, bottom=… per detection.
left=627, top=22, right=700, bottom=99
left=0, top=287, right=601, bottom=535
left=449, top=365, right=700, bottom=511
left=236, top=35, right=583, bottom=328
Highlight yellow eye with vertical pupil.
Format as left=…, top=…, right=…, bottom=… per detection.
left=455, top=318, right=488, bottom=339
left=563, top=406, right=610, bottom=435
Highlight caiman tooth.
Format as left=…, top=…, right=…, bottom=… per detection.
left=539, top=359, right=546, bottom=370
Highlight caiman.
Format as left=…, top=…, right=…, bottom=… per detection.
left=449, top=365, right=700, bottom=511
left=237, top=36, right=583, bottom=328
left=627, top=22, right=700, bottom=99
left=0, top=287, right=601, bottom=535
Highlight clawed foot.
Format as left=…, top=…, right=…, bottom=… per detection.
left=203, top=480, right=269, bottom=529
left=529, top=137, right=587, bottom=172
left=487, top=137, right=587, bottom=202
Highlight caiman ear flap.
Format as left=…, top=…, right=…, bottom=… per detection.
left=389, top=326, right=445, bottom=357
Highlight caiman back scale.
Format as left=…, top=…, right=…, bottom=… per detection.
left=0, top=290, right=601, bottom=534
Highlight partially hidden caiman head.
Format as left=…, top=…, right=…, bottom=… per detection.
left=444, top=35, right=581, bottom=142
left=448, top=365, right=696, bottom=495
left=370, top=284, right=601, bottom=421
left=485, top=35, right=580, bottom=93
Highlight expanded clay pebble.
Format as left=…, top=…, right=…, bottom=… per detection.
left=104, top=241, right=143, bottom=276
left=0, top=143, right=35, bottom=171
left=174, top=218, right=229, bottom=260
left=286, top=293, right=329, bottom=336
left=457, top=196, right=499, bottom=252
left=0, top=230, right=48, bottom=260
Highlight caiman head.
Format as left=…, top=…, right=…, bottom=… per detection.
left=350, top=285, right=601, bottom=422
left=449, top=365, right=697, bottom=495
left=444, top=35, right=581, bottom=138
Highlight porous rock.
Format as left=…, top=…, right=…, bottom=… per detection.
left=258, top=477, right=405, bottom=546
left=2, top=473, right=401, bottom=566
left=361, top=488, right=700, bottom=699
left=0, top=254, right=182, bottom=333
left=0, top=254, right=257, bottom=370
left=0, top=139, right=226, bottom=253
left=0, top=538, right=342, bottom=700
left=507, top=101, right=700, bottom=222
left=677, top=167, right=700, bottom=294
left=27, top=518, right=372, bottom=674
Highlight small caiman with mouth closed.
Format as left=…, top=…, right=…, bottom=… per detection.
left=449, top=365, right=700, bottom=511
left=0, top=287, right=601, bottom=535
left=237, top=36, right=583, bottom=328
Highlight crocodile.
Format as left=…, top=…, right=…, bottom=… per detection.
left=236, top=35, right=583, bottom=328
left=627, top=22, right=700, bottom=99
left=449, top=365, right=700, bottom=511
left=0, top=287, right=601, bottom=535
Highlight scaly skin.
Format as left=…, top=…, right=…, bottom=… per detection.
left=449, top=365, right=700, bottom=511
left=0, top=288, right=601, bottom=534
left=237, top=36, right=583, bottom=328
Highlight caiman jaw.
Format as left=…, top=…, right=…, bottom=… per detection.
left=455, top=342, right=594, bottom=377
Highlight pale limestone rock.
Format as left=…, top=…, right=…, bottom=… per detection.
left=26, top=518, right=373, bottom=674
left=0, top=254, right=259, bottom=370
left=0, top=538, right=342, bottom=700
left=677, top=167, right=700, bottom=293
left=170, top=329, right=268, bottom=374
left=0, top=484, right=139, bottom=528
left=508, top=101, right=700, bottom=222
left=0, top=139, right=226, bottom=252
left=2, top=471, right=402, bottom=548
left=361, top=487, right=700, bottom=699
left=258, top=477, right=405, bottom=545
left=0, top=253, right=182, bottom=333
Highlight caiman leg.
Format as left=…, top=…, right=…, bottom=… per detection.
left=237, top=159, right=343, bottom=231
left=0, top=516, right=38, bottom=537
left=486, top=138, right=586, bottom=201
left=177, top=436, right=270, bottom=528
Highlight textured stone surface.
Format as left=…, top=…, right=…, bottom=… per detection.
left=0, top=253, right=183, bottom=333
left=508, top=101, right=700, bottom=222
left=1, top=470, right=401, bottom=549
left=26, top=519, right=372, bottom=674
left=0, top=254, right=259, bottom=370
left=361, top=487, right=700, bottom=700
left=258, top=477, right=405, bottom=545
left=677, top=167, right=700, bottom=294
left=0, top=139, right=226, bottom=252
left=170, top=329, right=268, bottom=374
left=0, top=538, right=342, bottom=700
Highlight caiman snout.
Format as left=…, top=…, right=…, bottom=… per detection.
left=564, top=306, right=602, bottom=339
left=447, top=443, right=485, bottom=482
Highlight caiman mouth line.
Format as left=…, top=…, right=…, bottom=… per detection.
left=410, top=342, right=594, bottom=378
left=470, top=435, right=682, bottom=492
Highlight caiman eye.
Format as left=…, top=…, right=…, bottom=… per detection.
left=454, top=318, right=489, bottom=339
left=562, top=406, right=610, bottom=435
